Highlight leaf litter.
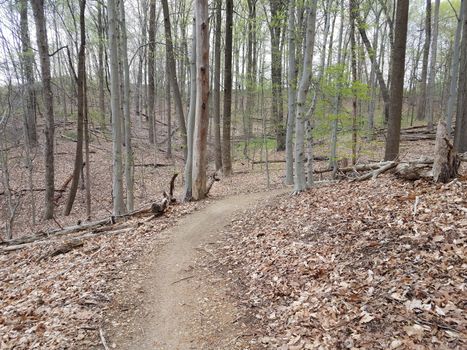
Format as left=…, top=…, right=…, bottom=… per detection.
left=217, top=176, right=466, bottom=349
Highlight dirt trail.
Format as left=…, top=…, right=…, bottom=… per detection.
left=106, top=189, right=286, bottom=350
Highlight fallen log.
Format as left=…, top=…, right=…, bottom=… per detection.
left=253, top=156, right=328, bottom=165
left=1, top=175, right=178, bottom=251
left=134, top=163, right=171, bottom=168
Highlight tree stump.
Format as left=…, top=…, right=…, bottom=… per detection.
left=432, top=121, right=460, bottom=183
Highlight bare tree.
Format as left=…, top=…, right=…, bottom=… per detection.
left=147, top=0, right=156, bottom=144
left=213, top=0, right=223, bottom=171
left=454, top=0, right=467, bottom=152
left=384, top=0, right=409, bottom=161
left=222, top=0, right=233, bottom=176
left=285, top=0, right=297, bottom=185
left=446, top=0, right=464, bottom=134
left=31, top=0, right=55, bottom=220
left=183, top=18, right=197, bottom=201
left=161, top=0, right=188, bottom=156
left=19, top=0, right=37, bottom=147
left=64, top=0, right=86, bottom=216
left=416, top=0, right=431, bottom=122
left=192, top=0, right=209, bottom=200
left=426, top=0, right=440, bottom=131
left=108, top=0, right=125, bottom=215
left=294, top=0, right=318, bottom=193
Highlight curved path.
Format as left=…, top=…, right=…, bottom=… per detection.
left=106, top=189, right=286, bottom=350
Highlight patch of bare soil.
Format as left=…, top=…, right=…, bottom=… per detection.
left=104, top=188, right=288, bottom=350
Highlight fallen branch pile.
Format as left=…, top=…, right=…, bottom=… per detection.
left=0, top=174, right=179, bottom=253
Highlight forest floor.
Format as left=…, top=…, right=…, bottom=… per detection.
left=1, top=125, right=466, bottom=349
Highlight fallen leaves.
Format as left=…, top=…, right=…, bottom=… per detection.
left=218, top=176, right=467, bottom=349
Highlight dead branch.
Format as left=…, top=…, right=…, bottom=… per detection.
left=205, top=172, right=221, bottom=197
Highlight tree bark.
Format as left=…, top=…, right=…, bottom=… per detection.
left=285, top=0, right=296, bottom=185
left=426, top=0, right=440, bottom=131
left=19, top=0, right=37, bottom=147
left=294, top=0, right=318, bottom=193
left=161, top=0, right=188, bottom=156
left=433, top=121, right=459, bottom=183
left=269, top=0, right=286, bottom=151
left=213, top=0, right=223, bottom=171
left=416, top=0, right=431, bottom=122
left=384, top=0, right=409, bottom=161
left=108, top=0, right=125, bottom=215
left=64, top=0, right=86, bottom=216
left=222, top=0, right=233, bottom=176
left=183, top=18, right=197, bottom=201
left=446, top=0, right=464, bottom=135
left=192, top=0, right=209, bottom=200
left=353, top=0, right=390, bottom=124
left=147, top=0, right=156, bottom=144
left=454, top=0, right=467, bottom=152
left=120, top=0, right=134, bottom=212
left=31, top=0, right=55, bottom=220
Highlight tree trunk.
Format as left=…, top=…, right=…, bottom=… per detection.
left=161, top=0, right=188, bottom=157
left=244, top=0, right=257, bottom=158
left=350, top=0, right=358, bottom=165
left=294, top=0, right=318, bottom=193
left=454, top=0, right=467, bottom=152
left=31, top=0, right=55, bottom=220
left=446, top=0, right=464, bottom=135
left=331, top=0, right=345, bottom=177
left=270, top=0, right=286, bottom=151
left=433, top=121, right=459, bottom=183
left=19, top=0, right=37, bottom=147
left=384, top=0, right=409, bottom=161
left=426, top=0, right=440, bottom=131
left=222, top=0, right=233, bottom=176
left=354, top=1, right=390, bottom=124
left=416, top=0, right=431, bottom=122
left=97, top=1, right=106, bottom=127
left=108, top=0, right=125, bottom=215
left=183, top=18, right=197, bottom=201
left=147, top=0, right=156, bottom=144
left=64, top=0, right=86, bottom=216
left=120, top=0, right=134, bottom=212
left=285, top=0, right=297, bottom=185
left=192, top=0, right=209, bottom=200
left=213, top=0, right=223, bottom=171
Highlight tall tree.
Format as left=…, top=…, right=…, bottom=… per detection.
left=183, top=18, right=197, bottom=201
left=446, top=0, right=464, bottom=134
left=120, top=0, right=134, bottom=212
left=426, top=0, right=440, bottom=131
left=147, top=0, right=156, bottom=144
left=213, top=0, right=223, bottom=171
left=161, top=0, right=188, bottom=156
left=353, top=0, right=390, bottom=125
left=416, top=0, right=431, bottom=122
left=384, top=0, right=409, bottom=161
left=222, top=0, right=233, bottom=176
left=285, top=0, right=296, bottom=185
left=31, top=0, right=55, bottom=220
left=294, top=0, right=318, bottom=193
left=269, top=0, right=286, bottom=151
left=454, top=0, right=467, bottom=152
left=19, top=0, right=37, bottom=147
left=64, top=0, right=87, bottom=216
left=192, top=0, right=209, bottom=200
left=245, top=0, right=258, bottom=157
left=108, top=0, right=125, bottom=215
